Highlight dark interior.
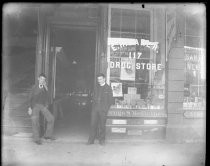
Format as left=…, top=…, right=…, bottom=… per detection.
left=52, top=27, right=96, bottom=140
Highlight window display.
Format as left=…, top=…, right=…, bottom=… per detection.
left=107, top=7, right=165, bottom=111
left=183, top=13, right=206, bottom=111
left=183, top=46, right=206, bottom=110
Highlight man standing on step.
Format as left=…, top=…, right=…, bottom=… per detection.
left=87, top=73, right=114, bottom=145
left=28, top=73, right=55, bottom=145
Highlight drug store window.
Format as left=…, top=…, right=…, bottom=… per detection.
left=183, top=13, right=206, bottom=110
left=107, top=6, right=165, bottom=111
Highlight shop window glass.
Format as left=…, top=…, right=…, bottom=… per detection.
left=136, top=10, right=150, bottom=34
left=107, top=7, right=165, bottom=110
left=183, top=14, right=206, bottom=110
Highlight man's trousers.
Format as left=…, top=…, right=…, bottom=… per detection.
left=31, top=104, right=54, bottom=141
left=88, top=109, right=107, bottom=143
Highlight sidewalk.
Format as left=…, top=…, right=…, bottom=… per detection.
left=2, top=135, right=205, bottom=166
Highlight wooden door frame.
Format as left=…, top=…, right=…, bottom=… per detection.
left=49, top=24, right=99, bottom=100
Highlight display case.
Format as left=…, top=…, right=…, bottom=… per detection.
left=106, top=5, right=167, bottom=139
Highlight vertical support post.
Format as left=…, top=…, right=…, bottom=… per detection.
left=36, top=7, right=44, bottom=83
left=106, top=4, right=111, bottom=85
left=44, top=21, right=51, bottom=82
left=165, top=8, right=168, bottom=121
left=97, top=5, right=109, bottom=77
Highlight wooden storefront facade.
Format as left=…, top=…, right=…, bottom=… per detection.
left=36, top=4, right=205, bottom=142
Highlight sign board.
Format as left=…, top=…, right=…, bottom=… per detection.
left=144, top=120, right=158, bottom=125
left=112, top=119, right=127, bottom=125
left=108, top=109, right=167, bottom=118
left=111, top=127, right=126, bottom=133
left=184, top=110, right=205, bottom=118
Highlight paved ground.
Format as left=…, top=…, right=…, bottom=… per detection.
left=2, top=135, right=205, bottom=166
left=3, top=100, right=206, bottom=166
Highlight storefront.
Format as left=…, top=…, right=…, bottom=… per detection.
left=36, top=4, right=205, bottom=142
left=104, top=5, right=167, bottom=140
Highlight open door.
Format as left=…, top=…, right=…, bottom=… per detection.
left=49, top=25, right=97, bottom=140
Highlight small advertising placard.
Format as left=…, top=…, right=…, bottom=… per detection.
left=112, top=119, right=127, bottom=125
left=144, top=120, right=158, bottom=125
left=111, top=127, right=126, bottom=133
left=111, top=82, right=123, bottom=97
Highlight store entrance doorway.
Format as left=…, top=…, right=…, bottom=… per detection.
left=52, top=27, right=96, bottom=141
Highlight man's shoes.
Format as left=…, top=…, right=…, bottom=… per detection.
left=34, top=140, right=42, bottom=145
left=99, top=140, right=105, bottom=146
left=43, top=136, right=56, bottom=140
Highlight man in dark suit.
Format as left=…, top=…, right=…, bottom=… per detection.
left=87, top=73, right=114, bottom=145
